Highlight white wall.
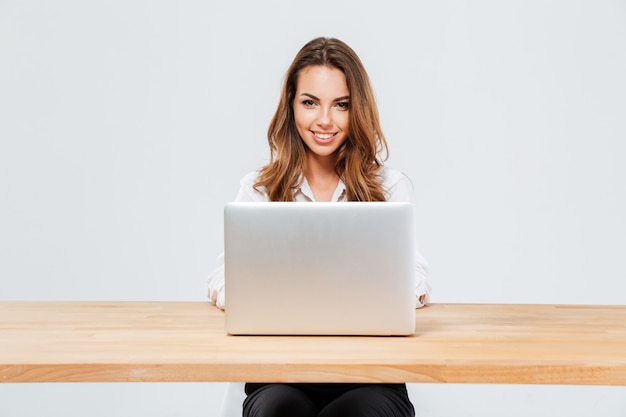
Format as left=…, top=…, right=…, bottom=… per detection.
left=1, top=0, right=625, bottom=416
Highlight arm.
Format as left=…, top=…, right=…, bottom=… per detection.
left=207, top=253, right=226, bottom=309
left=385, top=168, right=432, bottom=308
left=206, top=172, right=267, bottom=310
left=414, top=249, right=432, bottom=308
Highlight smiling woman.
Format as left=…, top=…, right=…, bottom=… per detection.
left=293, top=65, right=350, bottom=201
left=255, top=37, right=390, bottom=203
left=294, top=66, right=350, bottom=149
left=206, top=36, right=431, bottom=417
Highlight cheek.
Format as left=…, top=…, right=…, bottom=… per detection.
left=293, top=108, right=309, bottom=128
left=293, top=111, right=310, bottom=139
left=338, top=113, right=350, bottom=132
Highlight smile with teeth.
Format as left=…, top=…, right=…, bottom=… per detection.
left=312, top=131, right=337, bottom=141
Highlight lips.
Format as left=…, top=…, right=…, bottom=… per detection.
left=311, top=131, right=337, bottom=145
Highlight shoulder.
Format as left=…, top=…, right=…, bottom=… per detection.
left=240, top=170, right=260, bottom=188
left=381, top=166, right=414, bottom=202
left=381, top=166, right=410, bottom=187
left=235, top=171, right=269, bottom=202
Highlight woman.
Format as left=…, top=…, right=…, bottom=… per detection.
left=207, top=37, right=431, bottom=417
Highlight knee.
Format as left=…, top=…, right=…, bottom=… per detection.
left=243, top=384, right=316, bottom=417
left=319, top=385, right=414, bottom=417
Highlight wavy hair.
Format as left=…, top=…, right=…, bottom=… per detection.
left=255, top=37, right=389, bottom=201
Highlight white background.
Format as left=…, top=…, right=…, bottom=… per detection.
left=1, top=0, right=625, bottom=416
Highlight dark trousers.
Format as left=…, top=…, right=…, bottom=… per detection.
left=243, top=383, right=415, bottom=417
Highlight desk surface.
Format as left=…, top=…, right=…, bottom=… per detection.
left=1, top=301, right=625, bottom=385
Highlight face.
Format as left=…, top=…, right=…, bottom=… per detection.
left=293, top=65, right=350, bottom=160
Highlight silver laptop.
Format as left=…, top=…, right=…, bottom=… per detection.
left=224, top=202, right=417, bottom=336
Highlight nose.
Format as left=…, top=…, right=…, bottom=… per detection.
left=316, top=106, right=332, bottom=128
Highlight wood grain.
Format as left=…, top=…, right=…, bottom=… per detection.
left=1, top=302, right=625, bottom=384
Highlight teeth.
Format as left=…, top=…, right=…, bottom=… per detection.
left=315, top=133, right=334, bottom=139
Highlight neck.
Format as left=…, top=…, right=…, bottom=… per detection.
left=304, top=151, right=338, bottom=178
left=304, top=151, right=340, bottom=202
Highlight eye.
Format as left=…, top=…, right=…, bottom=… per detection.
left=336, top=101, right=349, bottom=110
left=302, top=99, right=316, bottom=107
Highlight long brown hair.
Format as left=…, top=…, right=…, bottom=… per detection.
left=255, top=37, right=389, bottom=201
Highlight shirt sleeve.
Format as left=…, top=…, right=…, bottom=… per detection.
left=206, top=172, right=265, bottom=310
left=414, top=250, right=432, bottom=308
left=206, top=252, right=226, bottom=309
left=384, top=168, right=433, bottom=309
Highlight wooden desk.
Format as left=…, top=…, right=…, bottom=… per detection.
left=1, top=302, right=625, bottom=385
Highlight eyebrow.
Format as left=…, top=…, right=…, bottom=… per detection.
left=299, top=93, right=350, bottom=102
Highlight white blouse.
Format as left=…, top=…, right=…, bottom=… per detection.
left=207, top=166, right=432, bottom=310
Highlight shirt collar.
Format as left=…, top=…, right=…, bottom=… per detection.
left=297, top=176, right=347, bottom=202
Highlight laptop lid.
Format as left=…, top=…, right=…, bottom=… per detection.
left=224, top=202, right=417, bottom=336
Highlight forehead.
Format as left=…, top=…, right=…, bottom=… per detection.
left=296, top=65, right=349, bottom=96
